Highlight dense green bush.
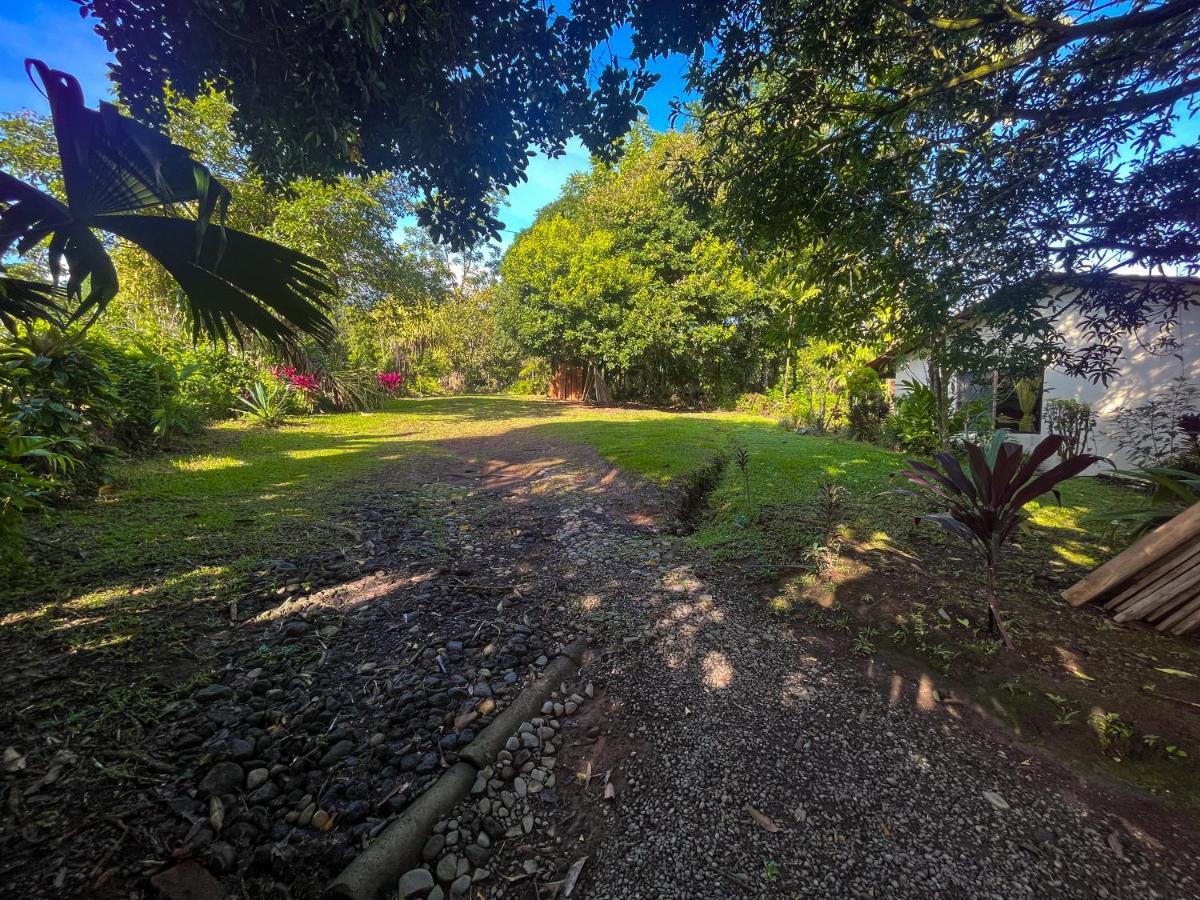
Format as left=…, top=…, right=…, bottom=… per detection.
left=508, top=358, right=552, bottom=396
left=0, top=328, right=120, bottom=493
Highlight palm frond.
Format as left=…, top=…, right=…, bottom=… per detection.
left=27, top=60, right=231, bottom=224
left=97, top=214, right=336, bottom=346
left=0, top=172, right=117, bottom=314
left=0, top=272, right=64, bottom=332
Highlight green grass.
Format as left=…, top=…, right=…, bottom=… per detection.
left=1, top=396, right=1138, bottom=659
left=6, top=395, right=1195, bottom=811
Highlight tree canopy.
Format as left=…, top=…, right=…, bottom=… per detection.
left=687, top=0, right=1200, bottom=380
left=80, top=0, right=1198, bottom=376
left=500, top=128, right=782, bottom=404
left=76, top=0, right=723, bottom=248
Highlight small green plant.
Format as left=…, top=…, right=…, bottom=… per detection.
left=763, top=860, right=781, bottom=881
left=827, top=610, right=853, bottom=633
left=238, top=381, right=292, bottom=428
left=1094, top=465, right=1200, bottom=543
left=1089, top=711, right=1135, bottom=756
left=732, top=442, right=752, bottom=512
left=1045, top=693, right=1081, bottom=727
left=1045, top=398, right=1097, bottom=461
left=852, top=626, right=879, bottom=657
left=999, top=677, right=1029, bottom=697
left=892, top=430, right=1104, bottom=648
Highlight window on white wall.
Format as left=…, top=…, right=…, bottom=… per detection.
left=996, top=369, right=1045, bottom=434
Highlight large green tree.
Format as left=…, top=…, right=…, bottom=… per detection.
left=687, top=0, right=1200, bottom=381
left=500, top=129, right=771, bottom=404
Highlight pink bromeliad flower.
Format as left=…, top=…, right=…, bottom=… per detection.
left=287, top=372, right=322, bottom=394
left=376, top=372, right=404, bottom=393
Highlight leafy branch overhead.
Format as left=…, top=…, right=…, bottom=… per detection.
left=0, top=60, right=336, bottom=347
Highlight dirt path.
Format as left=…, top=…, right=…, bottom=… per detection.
left=409, top=435, right=1200, bottom=899
left=3, top=425, right=1198, bottom=899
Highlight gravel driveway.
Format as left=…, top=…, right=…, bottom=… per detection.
left=543, top=563, right=1199, bottom=900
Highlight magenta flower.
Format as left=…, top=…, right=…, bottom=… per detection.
left=376, top=372, right=404, bottom=393
left=288, top=372, right=322, bottom=394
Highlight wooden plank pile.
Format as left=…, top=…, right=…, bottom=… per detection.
left=1063, top=501, right=1200, bottom=636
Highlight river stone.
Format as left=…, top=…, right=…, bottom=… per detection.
left=199, top=762, right=244, bottom=795
left=195, top=684, right=234, bottom=703
left=318, top=739, right=354, bottom=767
left=423, top=834, right=446, bottom=862
left=398, top=867, right=434, bottom=897
left=436, top=854, right=458, bottom=884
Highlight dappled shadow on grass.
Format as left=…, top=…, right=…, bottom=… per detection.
left=0, top=396, right=1150, bottom=742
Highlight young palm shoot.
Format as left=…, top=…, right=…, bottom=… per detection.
left=733, top=443, right=752, bottom=513
left=892, top=431, right=1105, bottom=649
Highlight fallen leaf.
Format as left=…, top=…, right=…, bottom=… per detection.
left=562, top=855, right=588, bottom=897
left=603, top=782, right=616, bottom=801
left=454, top=710, right=479, bottom=731
left=3, top=747, right=26, bottom=773
left=209, top=795, right=225, bottom=833
left=1107, top=829, right=1127, bottom=861
left=745, top=804, right=780, bottom=833
left=1154, top=667, right=1196, bottom=679
left=982, top=790, right=1009, bottom=811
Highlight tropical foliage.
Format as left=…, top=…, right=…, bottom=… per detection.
left=0, top=61, right=336, bottom=345
left=500, top=130, right=777, bottom=405
left=893, top=432, right=1106, bottom=647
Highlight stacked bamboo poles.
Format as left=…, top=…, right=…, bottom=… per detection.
left=1064, top=502, right=1200, bottom=636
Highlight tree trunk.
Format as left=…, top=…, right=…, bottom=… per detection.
left=986, top=565, right=1015, bottom=650
left=929, top=353, right=952, bottom=451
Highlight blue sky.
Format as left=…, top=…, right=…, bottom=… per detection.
left=0, top=1, right=694, bottom=249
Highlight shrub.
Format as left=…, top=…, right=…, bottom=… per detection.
left=892, top=430, right=1105, bottom=648
left=321, top=367, right=386, bottom=411
left=1111, top=376, right=1198, bottom=467
left=0, top=328, right=119, bottom=492
left=735, top=392, right=773, bottom=417
left=179, top=347, right=257, bottom=419
left=848, top=395, right=890, bottom=443
left=1045, top=398, right=1097, bottom=461
left=238, top=381, right=292, bottom=427
left=92, top=340, right=206, bottom=447
left=886, top=380, right=940, bottom=455
left=509, top=357, right=552, bottom=395
left=376, top=372, right=404, bottom=394
left=1, top=424, right=85, bottom=574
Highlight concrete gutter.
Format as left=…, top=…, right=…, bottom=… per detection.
left=327, top=638, right=589, bottom=900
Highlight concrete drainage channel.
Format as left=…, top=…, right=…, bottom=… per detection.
left=328, top=637, right=590, bottom=900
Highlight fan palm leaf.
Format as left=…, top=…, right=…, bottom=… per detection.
left=0, top=60, right=334, bottom=345
left=0, top=270, right=65, bottom=332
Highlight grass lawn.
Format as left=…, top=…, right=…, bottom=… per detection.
left=3, top=395, right=1198, bottom=809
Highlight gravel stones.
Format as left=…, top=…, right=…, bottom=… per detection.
left=436, top=853, right=458, bottom=884
left=198, top=762, right=244, bottom=796
left=398, top=867, right=434, bottom=897
left=318, top=739, right=355, bottom=767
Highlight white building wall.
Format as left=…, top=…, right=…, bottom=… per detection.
left=891, top=297, right=1200, bottom=470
